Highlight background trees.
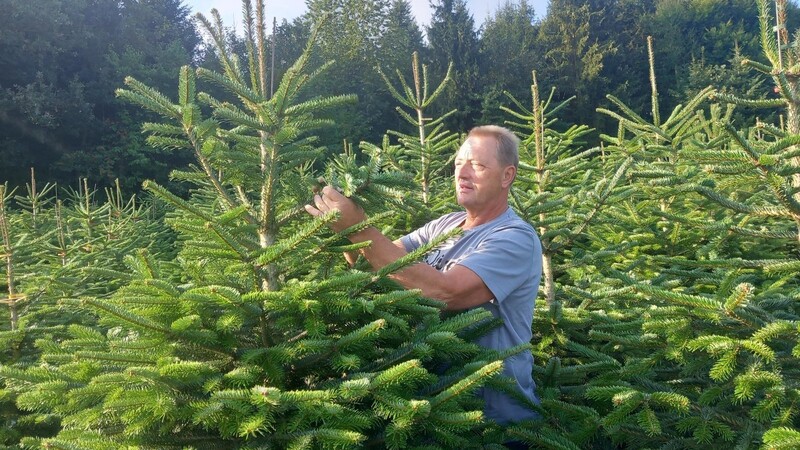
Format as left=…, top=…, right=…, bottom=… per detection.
left=478, top=0, right=540, bottom=125
left=536, top=0, right=615, bottom=128
left=426, top=0, right=482, bottom=131
left=3, top=0, right=796, bottom=192
left=0, top=0, right=199, bottom=191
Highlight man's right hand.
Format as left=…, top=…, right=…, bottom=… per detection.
left=304, top=185, right=367, bottom=234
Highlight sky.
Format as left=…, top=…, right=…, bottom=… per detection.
left=185, top=0, right=550, bottom=31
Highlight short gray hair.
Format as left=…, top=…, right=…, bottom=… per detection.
left=467, top=125, right=520, bottom=168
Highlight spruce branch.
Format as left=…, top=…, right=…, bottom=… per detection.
left=375, top=227, right=461, bottom=280
left=195, top=10, right=247, bottom=90
left=142, top=181, right=213, bottom=221
left=733, top=370, right=782, bottom=402
left=763, top=426, right=800, bottom=449
left=740, top=58, right=774, bottom=74
left=633, top=283, right=724, bottom=311
left=712, top=94, right=786, bottom=109
left=507, top=426, right=583, bottom=450
left=758, top=0, right=781, bottom=67
left=116, top=77, right=181, bottom=120
left=209, top=101, right=272, bottom=131
left=69, top=298, right=232, bottom=362
left=429, top=361, right=503, bottom=408
left=663, top=86, right=715, bottom=129
left=254, top=210, right=338, bottom=266
left=763, top=259, right=800, bottom=274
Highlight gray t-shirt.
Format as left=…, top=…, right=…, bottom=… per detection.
left=400, top=208, right=542, bottom=423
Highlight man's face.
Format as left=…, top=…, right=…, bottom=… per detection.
left=454, top=135, right=513, bottom=211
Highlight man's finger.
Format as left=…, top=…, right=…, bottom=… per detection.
left=313, top=194, right=328, bottom=211
left=304, top=204, right=320, bottom=216
left=322, top=185, right=346, bottom=201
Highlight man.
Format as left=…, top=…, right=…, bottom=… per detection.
left=305, top=125, right=542, bottom=424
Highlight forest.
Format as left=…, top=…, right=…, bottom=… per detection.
left=2, top=0, right=800, bottom=448
left=2, top=0, right=797, bottom=191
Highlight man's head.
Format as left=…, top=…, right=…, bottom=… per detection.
left=467, top=125, right=520, bottom=169
left=454, top=126, right=519, bottom=214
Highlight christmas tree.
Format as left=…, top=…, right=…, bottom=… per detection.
left=2, top=3, right=526, bottom=448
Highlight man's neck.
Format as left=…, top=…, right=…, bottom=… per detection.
left=462, top=203, right=509, bottom=230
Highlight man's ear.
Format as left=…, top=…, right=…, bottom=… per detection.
left=502, top=166, right=516, bottom=188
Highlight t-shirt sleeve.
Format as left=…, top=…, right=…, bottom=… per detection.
left=399, top=213, right=458, bottom=253
left=456, top=226, right=541, bottom=304
left=400, top=222, right=431, bottom=253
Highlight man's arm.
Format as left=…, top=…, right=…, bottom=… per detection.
left=305, top=186, right=493, bottom=310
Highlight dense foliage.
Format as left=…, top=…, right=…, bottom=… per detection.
left=2, top=0, right=800, bottom=449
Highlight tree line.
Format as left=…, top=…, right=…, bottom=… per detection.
left=1, top=0, right=796, bottom=191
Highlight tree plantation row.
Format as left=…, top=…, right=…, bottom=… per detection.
left=2, top=0, right=800, bottom=448
left=2, top=0, right=798, bottom=193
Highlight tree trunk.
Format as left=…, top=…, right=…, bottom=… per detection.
left=0, top=186, right=18, bottom=331
left=542, top=249, right=555, bottom=306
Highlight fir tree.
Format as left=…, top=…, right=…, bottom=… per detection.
left=3, top=3, right=521, bottom=448
left=494, top=71, right=635, bottom=450
left=379, top=51, right=459, bottom=218
left=556, top=23, right=800, bottom=448
left=0, top=172, right=171, bottom=447
left=504, top=71, right=633, bottom=306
